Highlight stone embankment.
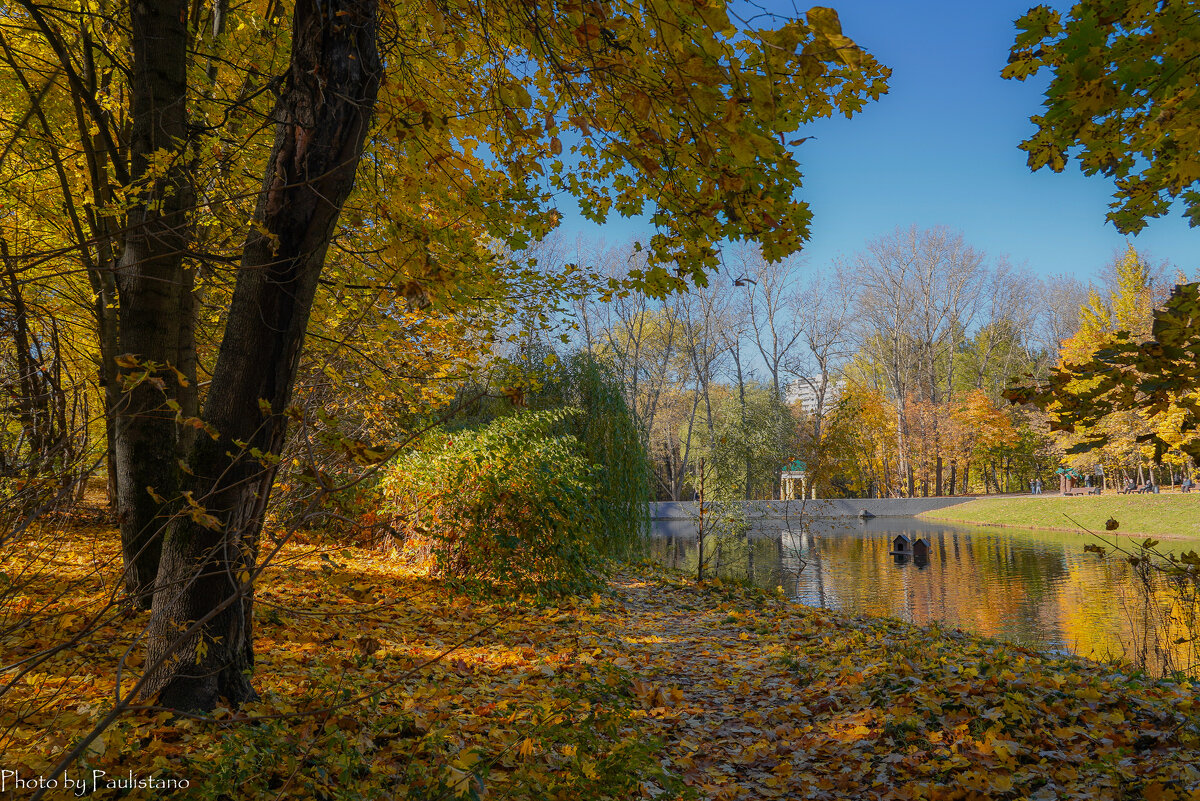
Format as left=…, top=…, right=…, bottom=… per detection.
left=650, top=497, right=974, bottom=521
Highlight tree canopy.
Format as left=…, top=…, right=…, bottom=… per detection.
left=1005, top=2, right=1200, bottom=466
left=1004, top=0, right=1200, bottom=233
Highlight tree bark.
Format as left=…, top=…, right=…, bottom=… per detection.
left=1, top=240, right=54, bottom=470
left=114, top=0, right=193, bottom=607
left=142, top=0, right=380, bottom=710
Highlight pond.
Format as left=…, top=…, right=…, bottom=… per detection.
left=650, top=516, right=1199, bottom=676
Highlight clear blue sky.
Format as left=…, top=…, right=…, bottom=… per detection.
left=561, top=0, right=1197, bottom=282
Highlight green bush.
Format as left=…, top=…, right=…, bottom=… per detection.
left=447, top=351, right=651, bottom=560
left=534, top=353, right=651, bottom=561
left=383, top=410, right=604, bottom=594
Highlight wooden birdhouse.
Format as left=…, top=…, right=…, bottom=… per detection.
left=890, top=534, right=912, bottom=555
left=912, top=538, right=929, bottom=560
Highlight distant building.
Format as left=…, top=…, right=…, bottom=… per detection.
left=786, top=378, right=846, bottom=416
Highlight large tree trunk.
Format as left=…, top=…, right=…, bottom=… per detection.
left=113, top=0, right=193, bottom=608
left=142, top=0, right=380, bottom=710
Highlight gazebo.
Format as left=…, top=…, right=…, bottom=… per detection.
left=781, top=459, right=808, bottom=500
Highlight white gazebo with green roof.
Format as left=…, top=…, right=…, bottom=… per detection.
left=781, top=459, right=809, bottom=500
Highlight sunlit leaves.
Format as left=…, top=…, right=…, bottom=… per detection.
left=1005, top=1, right=1200, bottom=233
left=1007, top=247, right=1200, bottom=468
left=363, top=0, right=890, bottom=293
left=5, top=523, right=1200, bottom=799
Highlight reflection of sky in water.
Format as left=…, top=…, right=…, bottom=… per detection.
left=650, top=518, right=1191, bottom=673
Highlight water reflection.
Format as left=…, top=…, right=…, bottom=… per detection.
left=649, top=517, right=1196, bottom=675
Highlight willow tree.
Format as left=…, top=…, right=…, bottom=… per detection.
left=13, top=0, right=888, bottom=710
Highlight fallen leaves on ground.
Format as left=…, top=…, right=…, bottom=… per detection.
left=2, top=525, right=1199, bottom=800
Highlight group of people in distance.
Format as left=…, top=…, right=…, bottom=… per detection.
left=1032, top=475, right=1199, bottom=495
left=1119, top=477, right=1196, bottom=494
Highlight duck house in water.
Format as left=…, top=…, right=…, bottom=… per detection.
left=890, top=534, right=930, bottom=560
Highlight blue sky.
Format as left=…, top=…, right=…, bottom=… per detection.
left=560, top=0, right=1197, bottom=282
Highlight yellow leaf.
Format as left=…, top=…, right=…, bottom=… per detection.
left=1144, top=782, right=1176, bottom=801
left=806, top=7, right=842, bottom=36
left=445, top=766, right=476, bottom=799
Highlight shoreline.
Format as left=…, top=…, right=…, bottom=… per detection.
left=918, top=513, right=1200, bottom=543
left=918, top=494, right=1200, bottom=544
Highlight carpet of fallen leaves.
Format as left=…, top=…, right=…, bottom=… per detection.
left=3, top=524, right=1200, bottom=800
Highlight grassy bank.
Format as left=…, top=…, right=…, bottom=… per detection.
left=921, top=494, right=1200, bottom=541
left=3, top=523, right=1199, bottom=799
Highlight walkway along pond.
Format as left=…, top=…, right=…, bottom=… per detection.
left=650, top=506, right=1198, bottom=676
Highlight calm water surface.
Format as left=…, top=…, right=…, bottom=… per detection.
left=650, top=517, right=1197, bottom=672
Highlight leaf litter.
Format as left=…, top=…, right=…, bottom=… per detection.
left=2, top=528, right=1198, bottom=800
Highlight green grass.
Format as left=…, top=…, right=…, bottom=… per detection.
left=920, top=494, right=1200, bottom=542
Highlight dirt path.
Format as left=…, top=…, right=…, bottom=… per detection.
left=597, top=574, right=829, bottom=799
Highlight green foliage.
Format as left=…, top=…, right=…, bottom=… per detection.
left=384, top=409, right=602, bottom=594
left=383, top=352, right=650, bottom=593
left=539, top=353, right=652, bottom=561
left=702, top=384, right=798, bottom=502
left=1004, top=1, right=1200, bottom=233
left=187, top=717, right=376, bottom=801
left=457, top=350, right=652, bottom=561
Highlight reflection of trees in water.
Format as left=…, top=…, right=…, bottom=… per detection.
left=649, top=519, right=1191, bottom=675
left=650, top=524, right=797, bottom=590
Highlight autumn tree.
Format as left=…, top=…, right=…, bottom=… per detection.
left=1003, top=3, right=1200, bottom=460
left=1004, top=1, right=1200, bottom=233
left=4, top=0, right=893, bottom=711
left=1036, top=273, right=1090, bottom=359
left=784, top=270, right=855, bottom=496
left=818, top=378, right=894, bottom=496
left=582, top=260, right=699, bottom=500
left=704, top=383, right=798, bottom=501
left=851, top=226, right=987, bottom=495
left=1012, top=247, right=1200, bottom=482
